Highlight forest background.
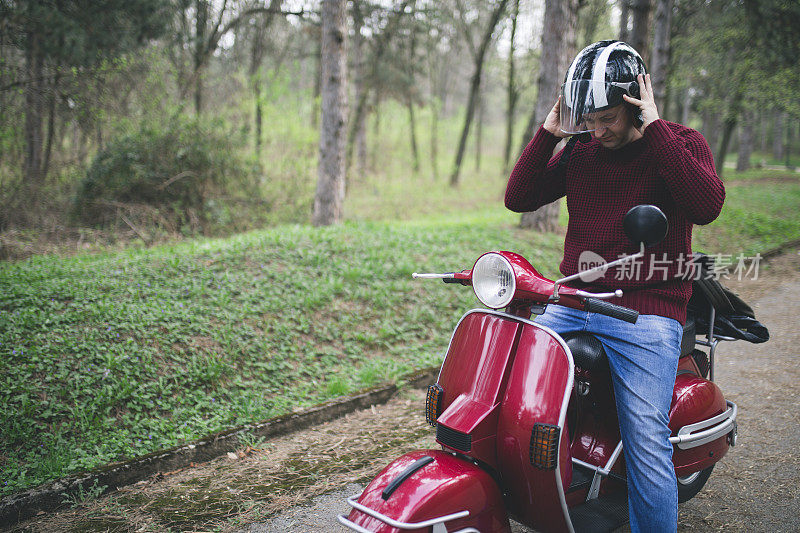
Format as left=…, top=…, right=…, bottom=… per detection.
left=1, top=0, right=800, bottom=504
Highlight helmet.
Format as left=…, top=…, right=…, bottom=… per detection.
left=560, top=40, right=647, bottom=134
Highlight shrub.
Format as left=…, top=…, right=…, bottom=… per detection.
left=74, top=116, right=256, bottom=232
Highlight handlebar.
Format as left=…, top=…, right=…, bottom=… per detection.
left=584, top=298, right=639, bottom=324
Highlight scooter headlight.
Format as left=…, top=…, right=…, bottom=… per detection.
left=472, top=253, right=516, bottom=309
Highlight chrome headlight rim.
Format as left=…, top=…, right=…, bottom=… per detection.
left=472, top=252, right=516, bottom=309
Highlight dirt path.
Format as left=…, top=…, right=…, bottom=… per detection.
left=11, top=251, right=800, bottom=533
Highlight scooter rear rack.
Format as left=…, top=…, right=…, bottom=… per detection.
left=338, top=495, right=479, bottom=533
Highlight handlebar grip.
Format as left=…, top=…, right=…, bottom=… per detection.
left=585, top=298, right=639, bottom=324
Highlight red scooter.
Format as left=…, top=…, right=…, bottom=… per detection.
left=338, top=206, right=739, bottom=533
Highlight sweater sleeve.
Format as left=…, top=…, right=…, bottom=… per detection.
left=504, top=126, right=567, bottom=213
left=643, top=119, right=726, bottom=225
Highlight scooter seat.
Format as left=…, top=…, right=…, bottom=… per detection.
left=562, top=332, right=609, bottom=373
left=679, top=313, right=696, bottom=357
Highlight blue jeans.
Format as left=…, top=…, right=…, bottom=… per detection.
left=536, top=305, right=683, bottom=533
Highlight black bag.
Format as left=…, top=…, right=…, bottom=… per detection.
left=687, top=255, right=770, bottom=344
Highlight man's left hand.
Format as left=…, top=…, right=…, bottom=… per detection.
left=623, top=73, right=660, bottom=131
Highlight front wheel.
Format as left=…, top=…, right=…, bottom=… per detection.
left=677, top=465, right=714, bottom=503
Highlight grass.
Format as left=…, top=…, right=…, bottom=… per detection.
left=693, top=174, right=800, bottom=255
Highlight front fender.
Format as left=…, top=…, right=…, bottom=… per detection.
left=340, top=450, right=510, bottom=532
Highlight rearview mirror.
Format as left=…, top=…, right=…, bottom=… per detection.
left=623, top=205, right=668, bottom=248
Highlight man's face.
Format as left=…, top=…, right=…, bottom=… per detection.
left=583, top=105, right=639, bottom=150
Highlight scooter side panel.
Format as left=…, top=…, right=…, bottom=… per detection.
left=434, top=311, right=521, bottom=467
left=346, top=449, right=510, bottom=532
left=497, top=322, right=575, bottom=533
left=437, top=311, right=521, bottom=408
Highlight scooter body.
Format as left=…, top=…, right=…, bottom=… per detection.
left=339, top=208, right=738, bottom=532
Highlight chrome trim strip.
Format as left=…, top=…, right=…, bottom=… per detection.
left=337, top=514, right=374, bottom=533
left=433, top=308, right=576, bottom=533
left=603, top=441, right=624, bottom=472
left=412, top=272, right=455, bottom=279
left=572, top=458, right=601, bottom=473
left=669, top=401, right=737, bottom=450
left=342, top=495, right=470, bottom=530
left=585, top=440, right=625, bottom=500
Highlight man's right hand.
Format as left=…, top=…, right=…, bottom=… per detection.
left=543, top=96, right=571, bottom=138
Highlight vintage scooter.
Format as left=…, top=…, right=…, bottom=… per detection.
left=338, top=205, right=739, bottom=533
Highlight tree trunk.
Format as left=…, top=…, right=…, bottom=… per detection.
left=42, top=71, right=59, bottom=180
left=518, top=0, right=578, bottom=232
left=371, top=91, right=381, bottom=172
left=681, top=87, right=691, bottom=125
left=193, top=0, right=209, bottom=115
left=629, top=0, right=653, bottom=63
left=23, top=32, right=45, bottom=190
left=407, top=97, right=420, bottom=173
left=351, top=0, right=367, bottom=179
left=312, top=27, right=322, bottom=128
left=619, top=0, right=631, bottom=42
left=736, top=109, right=754, bottom=171
left=430, top=97, right=440, bottom=181
left=702, top=108, right=721, bottom=165
left=450, top=0, right=509, bottom=186
left=773, top=110, right=785, bottom=161
left=250, top=0, right=283, bottom=152
left=313, top=0, right=348, bottom=226
left=716, top=92, right=743, bottom=176
left=650, top=0, right=673, bottom=112
left=475, top=94, right=484, bottom=171
left=250, top=45, right=265, bottom=153
left=503, top=0, right=520, bottom=176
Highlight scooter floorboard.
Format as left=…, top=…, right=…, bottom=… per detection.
left=567, top=491, right=628, bottom=533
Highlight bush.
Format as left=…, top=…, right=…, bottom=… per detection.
left=74, top=116, right=256, bottom=232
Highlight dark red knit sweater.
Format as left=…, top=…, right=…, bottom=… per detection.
left=505, top=119, right=725, bottom=324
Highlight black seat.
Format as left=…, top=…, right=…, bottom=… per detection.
left=679, top=313, right=696, bottom=357
left=562, top=332, right=609, bottom=373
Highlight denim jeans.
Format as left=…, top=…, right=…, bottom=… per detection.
left=536, top=305, right=683, bottom=533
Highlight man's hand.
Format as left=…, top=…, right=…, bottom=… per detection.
left=623, top=73, right=660, bottom=131
left=543, top=96, right=571, bottom=138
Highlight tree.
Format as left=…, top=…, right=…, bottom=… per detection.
left=650, top=0, right=673, bottom=112
left=736, top=109, right=754, bottom=171
left=346, top=1, right=413, bottom=167
left=247, top=0, right=285, bottom=152
left=449, top=0, right=509, bottom=186
left=169, top=0, right=304, bottom=114
left=518, top=0, right=579, bottom=232
left=619, top=0, right=631, bottom=41
left=2, top=0, right=169, bottom=193
left=628, top=0, right=653, bottom=64
left=502, top=0, right=521, bottom=176
left=313, top=0, right=348, bottom=226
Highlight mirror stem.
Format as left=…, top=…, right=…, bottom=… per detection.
left=551, top=243, right=645, bottom=301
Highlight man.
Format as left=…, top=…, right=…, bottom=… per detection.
left=505, top=41, right=725, bottom=532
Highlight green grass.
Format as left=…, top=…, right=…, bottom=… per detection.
left=693, top=177, right=800, bottom=255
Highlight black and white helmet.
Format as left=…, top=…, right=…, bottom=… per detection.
left=560, top=40, right=647, bottom=134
